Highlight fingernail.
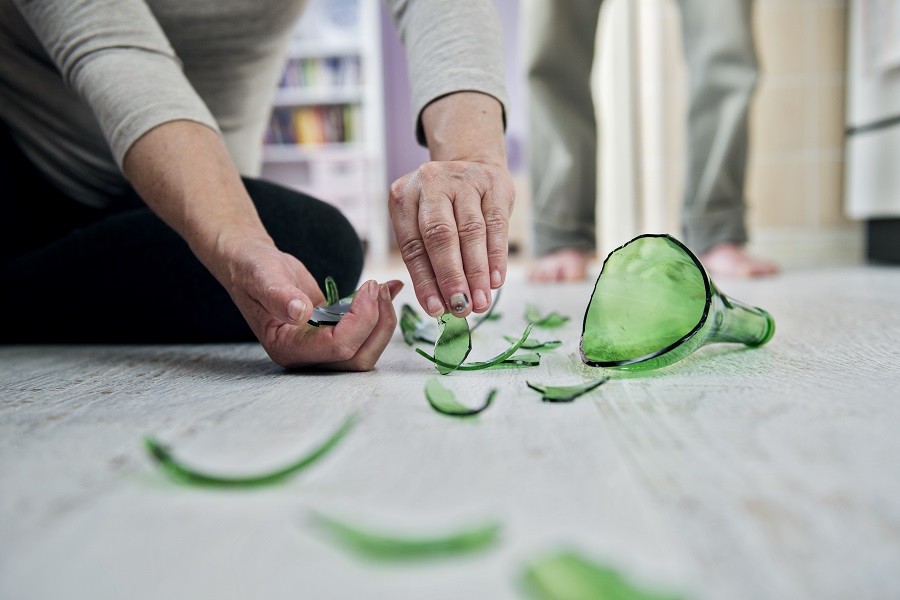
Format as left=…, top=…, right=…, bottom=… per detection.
left=368, top=280, right=379, bottom=299
left=473, top=289, right=488, bottom=311
left=288, top=298, right=306, bottom=321
left=426, top=295, right=444, bottom=316
left=491, top=269, right=503, bottom=288
left=380, top=283, right=390, bottom=301
left=450, top=293, right=469, bottom=314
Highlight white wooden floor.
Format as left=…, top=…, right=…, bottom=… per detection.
left=2, top=261, right=899, bottom=600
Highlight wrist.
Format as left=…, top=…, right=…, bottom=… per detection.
left=421, top=92, right=508, bottom=168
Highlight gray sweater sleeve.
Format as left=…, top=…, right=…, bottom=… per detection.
left=384, top=0, right=509, bottom=146
left=12, top=0, right=219, bottom=170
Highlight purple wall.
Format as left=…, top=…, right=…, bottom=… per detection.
left=379, top=0, right=526, bottom=186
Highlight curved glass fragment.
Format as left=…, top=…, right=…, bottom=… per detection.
left=402, top=289, right=503, bottom=346
left=488, top=352, right=541, bottom=369
left=417, top=324, right=534, bottom=372
left=425, top=378, right=495, bottom=417
left=580, top=234, right=775, bottom=371
left=324, top=276, right=340, bottom=306
left=400, top=304, right=437, bottom=345
left=144, top=415, right=357, bottom=487
left=506, top=336, right=562, bottom=351
left=525, top=304, right=570, bottom=329
left=309, top=276, right=355, bottom=326
left=311, top=512, right=501, bottom=561
left=526, top=378, right=609, bottom=403
left=434, top=314, right=472, bottom=374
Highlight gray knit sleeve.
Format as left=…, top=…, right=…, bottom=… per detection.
left=12, top=0, right=219, bottom=170
left=384, top=0, right=509, bottom=146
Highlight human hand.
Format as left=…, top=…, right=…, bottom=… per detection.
left=218, top=238, right=402, bottom=370
left=389, top=159, right=515, bottom=320
left=389, top=91, right=513, bottom=320
left=121, top=122, right=401, bottom=369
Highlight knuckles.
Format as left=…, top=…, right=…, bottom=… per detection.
left=420, top=221, right=458, bottom=249
left=398, top=237, right=428, bottom=264
left=388, top=176, right=408, bottom=209
left=456, top=215, right=486, bottom=239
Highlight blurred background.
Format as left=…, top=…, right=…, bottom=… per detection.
left=259, top=0, right=900, bottom=270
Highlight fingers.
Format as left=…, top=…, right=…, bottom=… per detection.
left=321, top=280, right=382, bottom=361
left=417, top=173, right=472, bottom=317
left=277, top=279, right=401, bottom=371
left=390, top=162, right=513, bottom=319
left=225, top=243, right=400, bottom=371
left=385, top=279, right=404, bottom=300
left=390, top=171, right=446, bottom=318
left=256, top=283, right=316, bottom=327
left=483, top=174, right=514, bottom=291
left=454, top=188, right=490, bottom=313
left=328, top=281, right=399, bottom=371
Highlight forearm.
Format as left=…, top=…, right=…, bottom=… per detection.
left=421, top=92, right=507, bottom=168
left=121, top=120, right=273, bottom=278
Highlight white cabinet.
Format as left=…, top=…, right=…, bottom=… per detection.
left=844, top=0, right=900, bottom=220
left=262, top=0, right=389, bottom=262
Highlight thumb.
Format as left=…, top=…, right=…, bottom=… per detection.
left=259, top=283, right=314, bottom=326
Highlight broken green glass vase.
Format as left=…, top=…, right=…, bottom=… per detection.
left=580, top=234, right=775, bottom=371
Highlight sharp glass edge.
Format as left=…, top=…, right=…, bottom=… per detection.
left=308, top=300, right=354, bottom=326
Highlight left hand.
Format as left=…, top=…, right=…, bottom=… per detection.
left=389, top=159, right=514, bottom=320
left=389, top=91, right=514, bottom=320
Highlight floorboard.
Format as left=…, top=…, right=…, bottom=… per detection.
left=1, top=262, right=898, bottom=600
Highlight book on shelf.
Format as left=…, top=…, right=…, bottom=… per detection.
left=278, top=56, right=362, bottom=90
left=264, top=104, right=362, bottom=146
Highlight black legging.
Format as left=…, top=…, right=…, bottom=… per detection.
left=0, top=123, right=364, bottom=343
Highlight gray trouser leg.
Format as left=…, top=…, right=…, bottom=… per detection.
left=677, top=0, right=758, bottom=254
left=523, top=0, right=602, bottom=256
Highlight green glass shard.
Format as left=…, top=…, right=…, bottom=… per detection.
left=434, top=314, right=472, bottom=374
left=324, top=276, right=340, bottom=307
left=526, top=304, right=570, bottom=329
left=522, top=551, right=685, bottom=600
left=144, top=415, right=357, bottom=487
left=309, top=277, right=355, bottom=327
left=400, top=304, right=437, bottom=345
left=506, top=336, right=563, bottom=351
left=311, top=512, right=502, bottom=560
left=417, top=324, right=534, bottom=372
left=425, top=377, right=496, bottom=417
left=402, top=289, right=503, bottom=346
left=485, top=352, right=542, bottom=369
left=526, top=378, right=609, bottom=403
left=581, top=234, right=775, bottom=371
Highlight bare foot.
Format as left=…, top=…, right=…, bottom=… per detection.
left=698, top=243, right=779, bottom=278
left=529, top=248, right=595, bottom=282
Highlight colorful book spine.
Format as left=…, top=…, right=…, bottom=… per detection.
left=266, top=104, right=361, bottom=146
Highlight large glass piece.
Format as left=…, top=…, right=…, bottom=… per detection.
left=433, top=314, right=472, bottom=375
left=580, top=234, right=775, bottom=371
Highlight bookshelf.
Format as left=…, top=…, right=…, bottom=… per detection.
left=262, top=0, right=389, bottom=262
